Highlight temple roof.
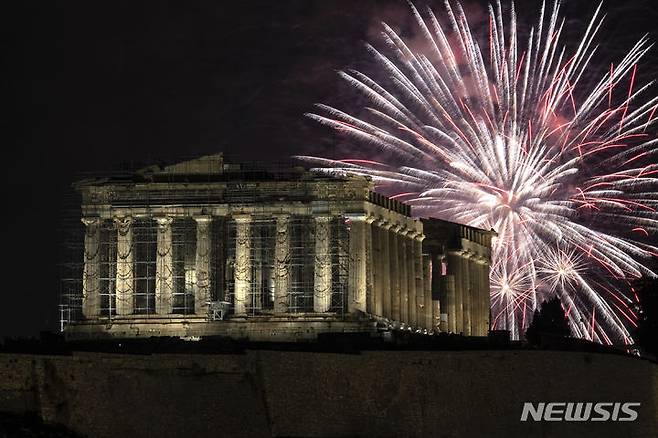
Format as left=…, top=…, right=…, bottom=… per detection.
left=139, top=154, right=224, bottom=175
left=74, top=153, right=371, bottom=187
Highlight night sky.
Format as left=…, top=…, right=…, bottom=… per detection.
left=5, top=0, right=658, bottom=337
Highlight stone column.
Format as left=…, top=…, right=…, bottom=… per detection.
left=446, top=251, right=461, bottom=333
left=251, top=225, right=263, bottom=311
left=413, top=234, right=425, bottom=329
left=474, top=258, right=482, bottom=334
left=313, top=216, right=333, bottom=313
left=194, top=216, right=212, bottom=316
left=273, top=214, right=291, bottom=314
left=456, top=252, right=468, bottom=334
left=114, top=216, right=134, bottom=316
left=398, top=229, right=408, bottom=323
left=81, top=217, right=101, bottom=318
left=422, top=254, right=432, bottom=330
left=485, top=261, right=491, bottom=334
left=370, top=219, right=381, bottom=315
left=377, top=220, right=391, bottom=318
left=483, top=259, right=490, bottom=335
left=478, top=259, right=491, bottom=336
left=442, top=276, right=454, bottom=332
left=388, top=225, right=400, bottom=321
left=462, top=254, right=474, bottom=336
left=155, top=216, right=174, bottom=315
left=430, top=249, right=446, bottom=332
left=347, top=215, right=367, bottom=313
left=434, top=299, right=442, bottom=331
left=233, top=215, right=252, bottom=316
left=472, top=257, right=481, bottom=335
left=365, top=216, right=376, bottom=314
left=406, top=233, right=416, bottom=327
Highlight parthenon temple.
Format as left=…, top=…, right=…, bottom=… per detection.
left=62, top=154, right=494, bottom=341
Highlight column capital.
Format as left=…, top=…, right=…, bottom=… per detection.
left=153, top=216, right=174, bottom=231
left=114, top=216, right=133, bottom=233
left=399, top=226, right=414, bottom=236
left=413, top=232, right=425, bottom=242
left=153, top=216, right=174, bottom=224
left=379, top=219, right=398, bottom=230
left=273, top=213, right=291, bottom=221
left=344, top=213, right=368, bottom=222
left=113, top=215, right=133, bottom=224
left=193, top=215, right=213, bottom=224
left=233, top=214, right=252, bottom=223
left=81, top=217, right=100, bottom=227
left=474, top=255, right=488, bottom=265
left=275, top=214, right=291, bottom=233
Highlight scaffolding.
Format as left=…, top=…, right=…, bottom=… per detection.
left=222, top=216, right=350, bottom=316
left=132, top=219, right=156, bottom=315
left=58, top=155, right=353, bottom=329
left=58, top=190, right=84, bottom=329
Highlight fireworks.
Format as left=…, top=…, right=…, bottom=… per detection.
left=298, top=1, right=658, bottom=343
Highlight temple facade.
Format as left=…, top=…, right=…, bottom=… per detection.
left=63, top=154, right=493, bottom=341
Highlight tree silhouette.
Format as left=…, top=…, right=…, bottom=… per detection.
left=525, top=296, right=571, bottom=346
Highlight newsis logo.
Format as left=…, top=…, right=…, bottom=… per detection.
left=520, top=402, right=641, bottom=422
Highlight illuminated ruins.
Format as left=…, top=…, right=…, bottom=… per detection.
left=62, top=154, right=493, bottom=341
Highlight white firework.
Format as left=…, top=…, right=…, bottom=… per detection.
left=298, top=1, right=658, bottom=343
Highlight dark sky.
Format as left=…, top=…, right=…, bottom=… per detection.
left=4, top=0, right=658, bottom=337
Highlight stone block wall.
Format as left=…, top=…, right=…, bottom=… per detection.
left=0, top=350, right=655, bottom=437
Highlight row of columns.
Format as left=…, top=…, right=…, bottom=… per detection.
left=82, top=216, right=213, bottom=318
left=442, top=250, right=490, bottom=336
left=367, top=217, right=428, bottom=329
left=232, top=214, right=337, bottom=315
left=81, top=214, right=352, bottom=318
left=81, top=214, right=488, bottom=332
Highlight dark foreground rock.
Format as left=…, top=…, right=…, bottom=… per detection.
left=0, top=350, right=656, bottom=437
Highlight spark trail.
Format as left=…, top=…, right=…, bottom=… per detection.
left=298, top=1, right=658, bottom=342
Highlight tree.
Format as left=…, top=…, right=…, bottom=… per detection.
left=525, top=296, right=571, bottom=346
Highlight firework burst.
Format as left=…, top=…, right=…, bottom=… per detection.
left=298, top=0, right=658, bottom=343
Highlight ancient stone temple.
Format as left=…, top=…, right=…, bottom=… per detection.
left=62, top=154, right=493, bottom=341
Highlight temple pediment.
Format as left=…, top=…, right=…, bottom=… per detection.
left=139, top=154, right=224, bottom=176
